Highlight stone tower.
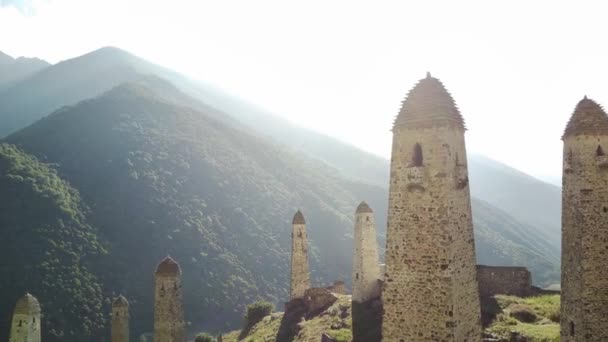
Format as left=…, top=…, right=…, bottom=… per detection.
left=154, top=256, right=186, bottom=342
left=381, top=73, right=481, bottom=341
left=561, top=96, right=608, bottom=342
left=111, top=295, right=129, bottom=342
left=9, top=293, right=41, bottom=342
left=352, top=201, right=381, bottom=303
left=290, top=210, right=311, bottom=299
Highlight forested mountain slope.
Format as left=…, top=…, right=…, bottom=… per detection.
left=0, top=143, right=105, bottom=342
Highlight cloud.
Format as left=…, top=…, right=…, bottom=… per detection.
left=0, top=0, right=44, bottom=15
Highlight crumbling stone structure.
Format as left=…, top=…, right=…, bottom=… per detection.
left=111, top=295, right=130, bottom=342
left=476, top=265, right=531, bottom=298
left=302, top=288, right=338, bottom=316
left=154, top=256, right=186, bottom=342
left=382, top=73, right=481, bottom=341
left=290, top=210, right=311, bottom=299
left=9, top=293, right=41, bottom=342
left=352, top=201, right=381, bottom=303
left=561, top=96, right=608, bottom=341
left=325, top=280, right=346, bottom=295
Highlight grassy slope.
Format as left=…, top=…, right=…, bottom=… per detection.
left=224, top=294, right=560, bottom=342
left=222, top=295, right=353, bottom=342
left=487, top=294, right=560, bottom=342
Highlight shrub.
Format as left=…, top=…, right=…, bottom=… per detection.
left=194, top=332, right=215, bottom=342
left=245, top=301, right=274, bottom=328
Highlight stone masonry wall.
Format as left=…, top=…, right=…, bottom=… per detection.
left=154, top=274, right=185, bottom=342
left=303, top=288, right=338, bottom=316
left=325, top=280, right=346, bottom=295
left=561, top=134, right=608, bottom=341
left=111, top=298, right=129, bottom=342
left=9, top=312, right=40, bottom=342
left=290, top=218, right=311, bottom=299
left=382, top=125, right=481, bottom=342
left=476, top=265, right=531, bottom=297
left=9, top=295, right=41, bottom=342
left=352, top=204, right=381, bottom=303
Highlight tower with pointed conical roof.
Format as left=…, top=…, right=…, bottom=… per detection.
left=154, top=256, right=185, bottom=342
left=290, top=210, right=311, bottom=299
left=381, top=73, right=481, bottom=341
left=9, top=293, right=41, bottom=342
left=111, top=295, right=129, bottom=342
left=561, top=96, right=608, bottom=342
left=352, top=201, right=381, bottom=303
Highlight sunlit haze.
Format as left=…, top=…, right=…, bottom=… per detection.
left=3, top=0, right=608, bottom=183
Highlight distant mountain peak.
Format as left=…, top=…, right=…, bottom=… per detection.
left=81, top=46, right=137, bottom=61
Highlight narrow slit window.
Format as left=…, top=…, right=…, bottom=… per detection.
left=412, top=143, right=423, bottom=167
left=570, top=321, right=575, bottom=336
left=597, top=145, right=605, bottom=156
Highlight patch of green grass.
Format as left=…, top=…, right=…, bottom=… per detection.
left=496, top=294, right=560, bottom=323
left=489, top=294, right=561, bottom=341
left=327, top=328, right=352, bottom=342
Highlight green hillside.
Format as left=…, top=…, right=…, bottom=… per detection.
left=469, top=155, right=561, bottom=250
left=6, top=78, right=381, bottom=339
left=0, top=143, right=105, bottom=342
left=0, top=47, right=562, bottom=253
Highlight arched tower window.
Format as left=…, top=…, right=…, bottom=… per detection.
left=597, top=145, right=605, bottom=156
left=411, top=143, right=423, bottom=167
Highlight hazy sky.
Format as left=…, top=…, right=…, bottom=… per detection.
left=2, top=0, right=608, bottom=183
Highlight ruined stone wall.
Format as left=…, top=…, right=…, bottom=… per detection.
left=325, top=280, right=346, bottom=295
left=111, top=298, right=129, bottom=342
left=154, top=274, right=185, bottom=342
left=9, top=295, right=41, bottom=342
left=382, top=125, right=481, bottom=341
left=352, top=204, right=381, bottom=303
left=303, top=288, right=338, bottom=315
left=476, top=265, right=531, bottom=297
left=561, top=134, right=608, bottom=341
left=290, top=216, right=311, bottom=299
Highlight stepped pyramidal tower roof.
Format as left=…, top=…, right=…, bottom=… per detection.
left=394, top=72, right=465, bottom=130
left=155, top=256, right=181, bottom=276
left=292, top=210, right=305, bottom=224
left=562, top=96, right=608, bottom=138
left=112, top=295, right=129, bottom=307
left=14, top=293, right=40, bottom=314
left=355, top=201, right=373, bottom=214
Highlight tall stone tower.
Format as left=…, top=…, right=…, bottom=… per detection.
left=352, top=201, right=381, bottom=303
left=111, top=295, right=130, bottom=342
left=381, top=73, right=481, bottom=341
left=9, top=293, right=41, bottom=342
left=154, top=256, right=186, bottom=342
left=290, top=210, right=311, bottom=299
left=561, top=96, right=608, bottom=342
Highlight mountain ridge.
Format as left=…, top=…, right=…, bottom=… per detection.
left=0, top=50, right=50, bottom=90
